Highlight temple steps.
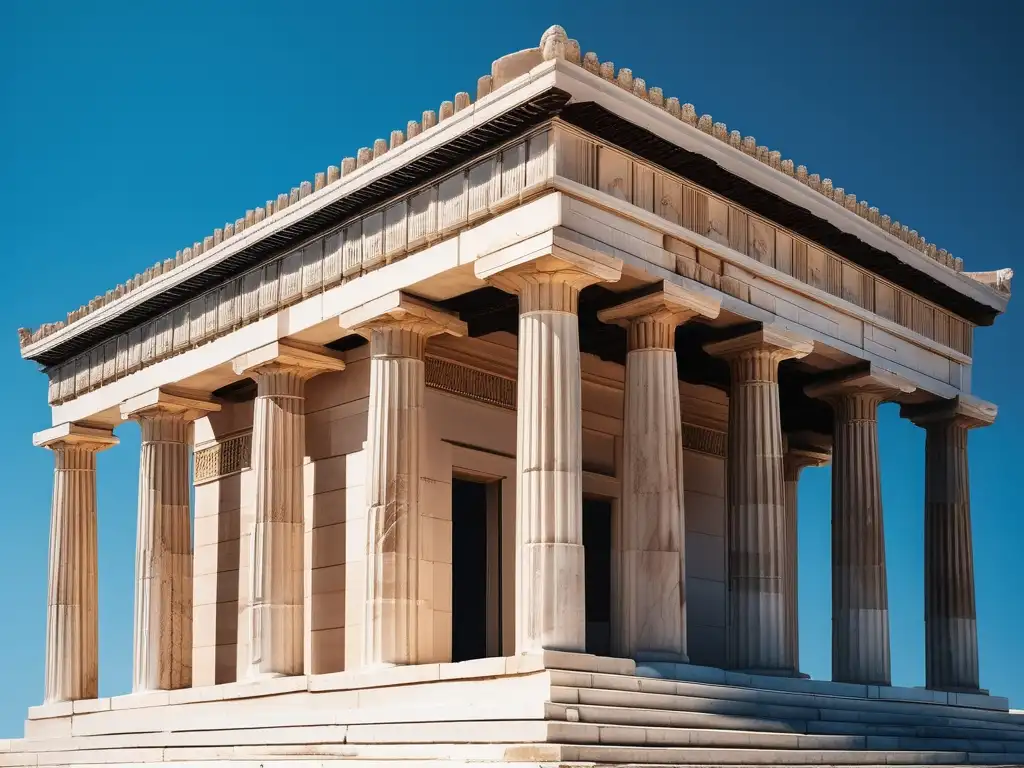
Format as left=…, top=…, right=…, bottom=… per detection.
left=542, top=666, right=1024, bottom=764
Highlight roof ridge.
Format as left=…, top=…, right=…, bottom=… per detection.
left=17, top=24, right=992, bottom=351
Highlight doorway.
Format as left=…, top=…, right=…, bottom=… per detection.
left=451, top=477, right=499, bottom=662
left=583, top=497, right=612, bottom=656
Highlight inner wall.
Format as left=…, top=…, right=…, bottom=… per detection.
left=191, top=334, right=727, bottom=679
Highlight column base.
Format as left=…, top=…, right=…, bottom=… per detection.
left=925, top=685, right=990, bottom=695
left=634, top=651, right=689, bottom=664
left=732, top=667, right=803, bottom=678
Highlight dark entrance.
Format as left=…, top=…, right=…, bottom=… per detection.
left=583, top=497, right=612, bottom=656
left=451, top=478, right=490, bottom=662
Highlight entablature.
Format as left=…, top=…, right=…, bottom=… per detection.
left=38, top=118, right=985, bottom=411
left=18, top=25, right=1009, bottom=374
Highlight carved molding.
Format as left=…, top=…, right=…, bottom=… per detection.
left=425, top=355, right=517, bottom=410
left=45, top=129, right=553, bottom=406
left=553, top=123, right=974, bottom=358
left=425, top=353, right=724, bottom=458
left=194, top=432, right=252, bottom=485
left=681, top=423, right=727, bottom=458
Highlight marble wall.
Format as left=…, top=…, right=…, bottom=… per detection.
left=191, top=331, right=728, bottom=678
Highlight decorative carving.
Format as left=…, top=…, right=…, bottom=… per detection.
left=424, top=356, right=516, bottom=410
left=194, top=432, right=252, bottom=484
left=682, top=423, right=726, bottom=457
left=553, top=125, right=973, bottom=358
left=45, top=129, right=554, bottom=406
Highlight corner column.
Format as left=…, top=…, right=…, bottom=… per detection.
left=807, top=368, right=915, bottom=685
left=121, top=389, right=220, bottom=693
left=477, top=248, right=622, bottom=653
left=903, top=397, right=994, bottom=692
left=598, top=282, right=721, bottom=661
left=338, top=292, right=466, bottom=667
left=232, top=341, right=345, bottom=679
left=35, top=423, right=118, bottom=704
left=704, top=327, right=812, bottom=674
left=782, top=434, right=830, bottom=676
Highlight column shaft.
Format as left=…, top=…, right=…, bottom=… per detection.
left=517, top=305, right=586, bottom=652
left=782, top=463, right=800, bottom=673
left=725, top=350, right=789, bottom=672
left=132, top=415, right=192, bottom=692
left=364, top=327, right=426, bottom=666
left=38, top=424, right=116, bottom=705
left=831, top=393, right=890, bottom=685
left=247, top=369, right=307, bottom=678
left=924, top=420, right=979, bottom=691
left=476, top=251, right=622, bottom=655
left=45, top=445, right=100, bottom=703
left=620, top=343, right=686, bottom=659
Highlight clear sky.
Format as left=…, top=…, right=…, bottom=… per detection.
left=1, top=0, right=1021, bottom=735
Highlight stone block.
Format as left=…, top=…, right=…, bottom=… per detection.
left=683, top=490, right=724, bottom=536
left=686, top=576, right=726, bottom=628
left=311, top=588, right=345, bottom=631
left=685, top=532, right=725, bottom=581
left=312, top=522, right=346, bottom=568
left=310, top=627, right=345, bottom=674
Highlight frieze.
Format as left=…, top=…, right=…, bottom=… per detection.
left=425, top=356, right=517, bottom=411
left=194, top=432, right=252, bottom=485
left=681, top=423, right=727, bottom=458
left=43, top=120, right=974, bottom=408
left=45, top=129, right=554, bottom=406
left=553, top=123, right=974, bottom=357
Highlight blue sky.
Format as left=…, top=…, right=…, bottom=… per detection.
left=1, top=0, right=1021, bottom=734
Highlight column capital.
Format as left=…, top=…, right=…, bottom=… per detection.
left=475, top=246, right=622, bottom=313
left=784, top=431, right=832, bottom=479
left=34, top=422, right=118, bottom=452
left=232, top=340, right=346, bottom=380
left=120, top=388, right=221, bottom=423
left=703, top=325, right=813, bottom=363
left=598, top=281, right=721, bottom=351
left=901, top=395, right=997, bottom=430
left=338, top=291, right=467, bottom=338
left=805, top=365, right=916, bottom=406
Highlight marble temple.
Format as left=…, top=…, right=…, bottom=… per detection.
left=4, top=24, right=1021, bottom=768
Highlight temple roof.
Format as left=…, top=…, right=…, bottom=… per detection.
left=17, top=25, right=1011, bottom=366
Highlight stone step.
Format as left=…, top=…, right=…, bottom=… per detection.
left=548, top=718, right=1024, bottom=755
left=547, top=700, right=805, bottom=734
left=805, top=719, right=1024, bottom=743
left=549, top=701, right=1024, bottom=748
left=6, top=738, right=1023, bottom=767
left=560, top=743, right=1024, bottom=766
left=550, top=669, right=1024, bottom=729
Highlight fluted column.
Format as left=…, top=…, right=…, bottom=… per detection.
left=903, top=396, right=995, bottom=692
left=477, top=249, right=622, bottom=654
left=807, top=368, right=914, bottom=685
left=121, top=390, right=219, bottom=692
left=704, top=328, right=812, bottom=674
left=338, top=292, right=466, bottom=667
left=232, top=341, right=345, bottom=679
left=782, top=434, right=831, bottom=676
left=35, top=423, right=118, bottom=704
left=599, top=282, right=720, bottom=661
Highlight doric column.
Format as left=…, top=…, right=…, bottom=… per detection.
left=34, top=423, right=118, bottom=704
left=232, top=341, right=345, bottom=679
left=120, top=389, right=219, bottom=693
left=338, top=292, right=467, bottom=667
left=807, top=368, right=915, bottom=685
left=782, top=433, right=830, bottom=676
left=477, top=247, right=622, bottom=653
left=902, top=396, right=995, bottom=692
left=704, top=327, right=812, bottom=674
left=598, top=281, right=720, bottom=661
